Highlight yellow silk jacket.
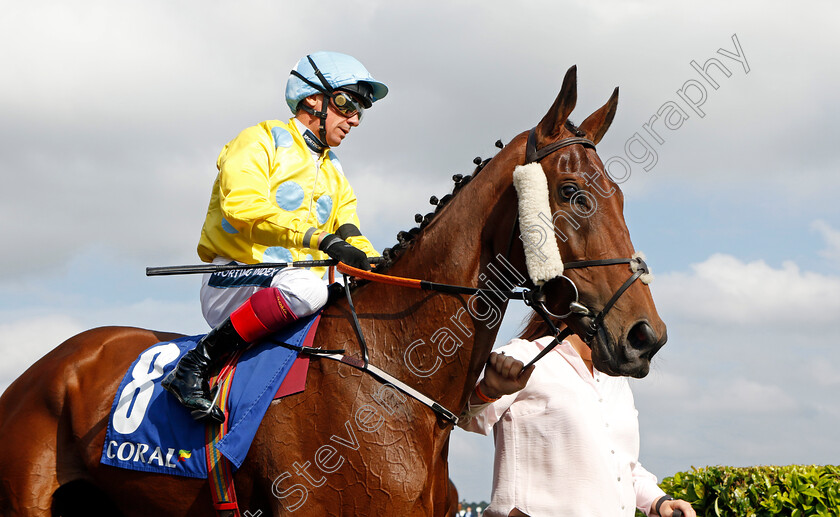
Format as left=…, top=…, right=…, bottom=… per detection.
left=197, top=119, right=377, bottom=279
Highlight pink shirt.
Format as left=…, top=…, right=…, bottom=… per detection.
left=459, top=337, right=666, bottom=517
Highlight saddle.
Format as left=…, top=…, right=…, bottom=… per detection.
left=101, top=313, right=321, bottom=515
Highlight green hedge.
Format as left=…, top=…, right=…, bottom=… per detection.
left=635, top=465, right=840, bottom=516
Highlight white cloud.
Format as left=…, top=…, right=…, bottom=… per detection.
left=695, top=378, right=798, bottom=413
left=633, top=370, right=798, bottom=416
left=629, top=248, right=840, bottom=478
left=653, top=253, right=840, bottom=325
left=0, top=315, right=85, bottom=395
left=0, top=292, right=206, bottom=398
left=806, top=359, right=840, bottom=388
left=0, top=1, right=311, bottom=121
left=812, top=220, right=840, bottom=267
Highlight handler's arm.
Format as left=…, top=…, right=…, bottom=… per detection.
left=469, top=351, right=534, bottom=404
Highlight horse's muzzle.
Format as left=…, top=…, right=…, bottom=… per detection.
left=592, top=322, right=667, bottom=378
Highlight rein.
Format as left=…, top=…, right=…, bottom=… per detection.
left=333, top=252, right=651, bottom=381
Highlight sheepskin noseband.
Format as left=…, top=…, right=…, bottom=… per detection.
left=513, top=162, right=564, bottom=285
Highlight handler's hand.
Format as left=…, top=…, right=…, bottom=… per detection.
left=659, top=499, right=695, bottom=517
left=479, top=352, right=535, bottom=399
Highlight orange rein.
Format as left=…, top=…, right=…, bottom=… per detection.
left=336, top=262, right=424, bottom=289
left=335, top=261, right=528, bottom=302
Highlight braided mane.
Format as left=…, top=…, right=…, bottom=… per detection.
left=375, top=120, right=583, bottom=273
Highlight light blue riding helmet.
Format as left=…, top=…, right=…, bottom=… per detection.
left=285, top=51, right=389, bottom=114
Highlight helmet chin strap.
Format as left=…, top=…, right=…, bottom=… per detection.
left=291, top=55, right=338, bottom=147
left=315, top=93, right=329, bottom=145
left=299, top=95, right=330, bottom=147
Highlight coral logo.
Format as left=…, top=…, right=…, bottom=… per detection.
left=105, top=440, right=178, bottom=468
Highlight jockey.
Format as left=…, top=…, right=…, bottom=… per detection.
left=162, top=51, right=387, bottom=422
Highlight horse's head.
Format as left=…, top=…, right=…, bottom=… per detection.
left=516, top=66, right=666, bottom=378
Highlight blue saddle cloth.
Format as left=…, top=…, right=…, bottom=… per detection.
left=100, top=313, right=318, bottom=478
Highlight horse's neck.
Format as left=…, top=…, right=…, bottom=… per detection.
left=327, top=150, right=522, bottom=416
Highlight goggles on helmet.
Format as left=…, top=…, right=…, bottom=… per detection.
left=331, top=91, right=365, bottom=121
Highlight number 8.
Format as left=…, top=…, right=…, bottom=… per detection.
left=112, top=342, right=181, bottom=434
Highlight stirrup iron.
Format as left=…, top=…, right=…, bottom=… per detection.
left=190, top=384, right=225, bottom=424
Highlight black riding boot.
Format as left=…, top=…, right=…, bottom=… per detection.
left=161, top=318, right=249, bottom=423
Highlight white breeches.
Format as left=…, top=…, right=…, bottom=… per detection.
left=199, top=257, right=329, bottom=328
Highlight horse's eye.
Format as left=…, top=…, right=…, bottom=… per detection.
left=560, top=184, right=579, bottom=199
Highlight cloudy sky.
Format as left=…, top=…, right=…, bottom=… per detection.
left=2, top=0, right=839, bottom=506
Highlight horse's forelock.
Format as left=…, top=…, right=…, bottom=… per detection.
left=565, top=119, right=585, bottom=137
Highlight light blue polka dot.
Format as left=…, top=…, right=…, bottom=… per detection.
left=221, top=218, right=238, bottom=234
left=264, top=246, right=293, bottom=262
left=327, top=150, right=343, bottom=173
left=304, top=253, right=313, bottom=270
left=271, top=127, right=294, bottom=148
left=276, top=181, right=305, bottom=211
left=315, top=195, right=333, bottom=224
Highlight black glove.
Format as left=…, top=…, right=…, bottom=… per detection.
left=319, top=233, right=371, bottom=271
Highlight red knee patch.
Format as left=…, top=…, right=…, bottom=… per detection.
left=230, top=288, right=297, bottom=343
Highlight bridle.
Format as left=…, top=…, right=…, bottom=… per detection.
left=292, top=128, right=652, bottom=425
left=517, top=127, right=652, bottom=369
left=519, top=256, right=651, bottom=369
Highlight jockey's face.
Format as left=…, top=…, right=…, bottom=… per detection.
left=300, top=94, right=361, bottom=147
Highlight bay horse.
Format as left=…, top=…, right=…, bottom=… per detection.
left=0, top=66, right=666, bottom=516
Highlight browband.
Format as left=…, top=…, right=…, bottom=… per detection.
left=525, top=128, right=595, bottom=164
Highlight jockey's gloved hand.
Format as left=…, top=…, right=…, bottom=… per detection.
left=319, top=233, right=371, bottom=271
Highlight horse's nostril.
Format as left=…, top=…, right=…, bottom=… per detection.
left=628, top=321, right=657, bottom=350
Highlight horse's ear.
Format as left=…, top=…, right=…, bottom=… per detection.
left=578, top=86, right=619, bottom=145
left=535, top=65, right=578, bottom=142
